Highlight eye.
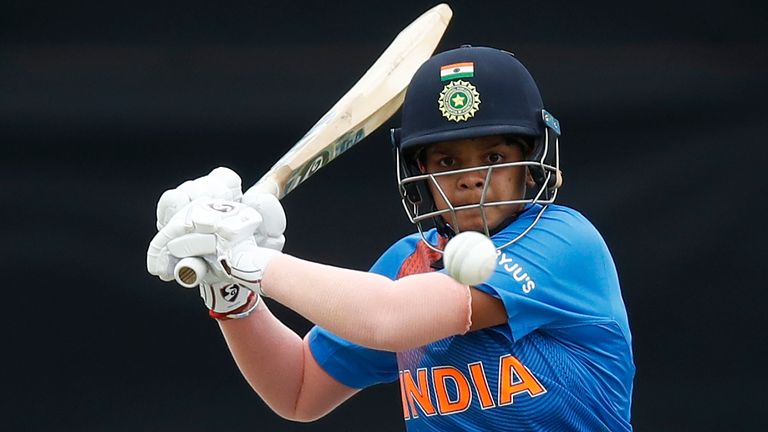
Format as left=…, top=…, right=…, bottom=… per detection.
left=438, top=157, right=455, bottom=168
left=487, top=153, right=505, bottom=164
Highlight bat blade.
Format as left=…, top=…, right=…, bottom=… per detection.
left=245, top=3, right=452, bottom=199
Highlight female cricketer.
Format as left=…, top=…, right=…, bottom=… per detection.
left=147, top=46, right=635, bottom=431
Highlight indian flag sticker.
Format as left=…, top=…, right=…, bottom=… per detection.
left=440, top=62, right=474, bottom=81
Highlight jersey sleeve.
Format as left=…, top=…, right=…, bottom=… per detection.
left=307, top=326, right=398, bottom=389
left=307, top=236, right=421, bottom=389
left=474, top=206, right=625, bottom=343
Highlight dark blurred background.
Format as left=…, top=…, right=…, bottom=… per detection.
left=3, top=0, right=767, bottom=430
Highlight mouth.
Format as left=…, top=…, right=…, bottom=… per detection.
left=450, top=194, right=488, bottom=208
left=452, top=202, right=481, bottom=212
left=449, top=207, right=490, bottom=224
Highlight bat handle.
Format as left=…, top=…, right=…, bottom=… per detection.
left=174, top=257, right=207, bottom=288
left=244, top=177, right=281, bottom=200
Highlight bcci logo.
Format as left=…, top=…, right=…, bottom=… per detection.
left=438, top=80, right=481, bottom=122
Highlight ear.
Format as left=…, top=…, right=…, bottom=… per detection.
left=525, top=168, right=536, bottom=188
left=417, top=158, right=427, bottom=174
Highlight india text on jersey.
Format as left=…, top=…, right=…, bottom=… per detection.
left=399, top=354, right=547, bottom=419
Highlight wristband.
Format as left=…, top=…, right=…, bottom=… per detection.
left=209, top=291, right=261, bottom=321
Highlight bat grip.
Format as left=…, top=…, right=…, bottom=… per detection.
left=244, top=177, right=281, bottom=200
left=174, top=257, right=207, bottom=288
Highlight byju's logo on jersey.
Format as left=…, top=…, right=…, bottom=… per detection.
left=496, top=251, right=536, bottom=294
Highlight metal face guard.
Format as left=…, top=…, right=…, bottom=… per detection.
left=396, top=135, right=561, bottom=253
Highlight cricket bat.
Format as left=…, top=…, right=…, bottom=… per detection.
left=174, top=4, right=452, bottom=287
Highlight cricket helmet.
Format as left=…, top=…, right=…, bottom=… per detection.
left=391, top=45, right=563, bottom=251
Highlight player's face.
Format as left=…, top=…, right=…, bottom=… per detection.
left=420, top=136, right=529, bottom=232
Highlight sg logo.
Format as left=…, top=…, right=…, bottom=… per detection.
left=208, top=202, right=236, bottom=213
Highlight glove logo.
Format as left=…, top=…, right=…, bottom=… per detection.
left=220, top=284, right=240, bottom=302
left=208, top=202, right=236, bottom=213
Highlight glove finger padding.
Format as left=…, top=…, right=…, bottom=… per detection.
left=147, top=216, right=189, bottom=280
left=242, top=191, right=287, bottom=251
left=156, top=189, right=191, bottom=231
left=184, top=200, right=262, bottom=243
left=167, top=233, right=217, bottom=257
left=150, top=198, right=268, bottom=281
left=255, top=234, right=285, bottom=252
left=156, top=167, right=243, bottom=230
left=149, top=198, right=253, bottom=280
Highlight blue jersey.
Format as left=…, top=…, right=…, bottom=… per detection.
left=308, top=204, right=635, bottom=431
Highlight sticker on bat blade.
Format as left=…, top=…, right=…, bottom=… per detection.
left=266, top=108, right=338, bottom=177
left=282, top=127, right=366, bottom=195
left=332, top=128, right=366, bottom=158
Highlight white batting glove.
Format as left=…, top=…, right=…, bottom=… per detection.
left=242, top=192, right=286, bottom=252
left=156, top=167, right=244, bottom=230
left=155, top=167, right=286, bottom=252
left=194, top=240, right=280, bottom=319
left=147, top=198, right=281, bottom=316
left=197, top=280, right=256, bottom=317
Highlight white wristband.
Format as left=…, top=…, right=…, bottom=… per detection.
left=224, top=294, right=262, bottom=320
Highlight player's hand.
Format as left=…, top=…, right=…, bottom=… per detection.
left=156, top=167, right=244, bottom=230
left=147, top=198, right=281, bottom=311
left=148, top=198, right=250, bottom=283
left=241, top=191, right=286, bottom=252
left=154, top=167, right=286, bottom=252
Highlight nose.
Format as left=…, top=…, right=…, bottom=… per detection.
left=458, top=170, right=485, bottom=190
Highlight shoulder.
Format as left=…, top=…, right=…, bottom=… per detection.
left=376, top=232, right=424, bottom=263
left=540, top=205, right=613, bottom=265
left=489, top=204, right=622, bottom=313
left=382, top=231, right=425, bottom=253
left=496, top=204, right=609, bottom=258
left=542, top=204, right=602, bottom=239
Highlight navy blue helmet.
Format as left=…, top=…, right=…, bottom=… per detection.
left=391, top=46, right=563, bottom=249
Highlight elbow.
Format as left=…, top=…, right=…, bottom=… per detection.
left=265, top=383, right=335, bottom=423
left=274, top=411, right=323, bottom=423
left=268, top=401, right=328, bottom=423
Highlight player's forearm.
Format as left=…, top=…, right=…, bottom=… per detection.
left=217, top=300, right=306, bottom=419
left=262, top=254, right=472, bottom=352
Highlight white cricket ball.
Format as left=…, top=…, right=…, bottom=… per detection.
left=443, top=231, right=498, bottom=286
